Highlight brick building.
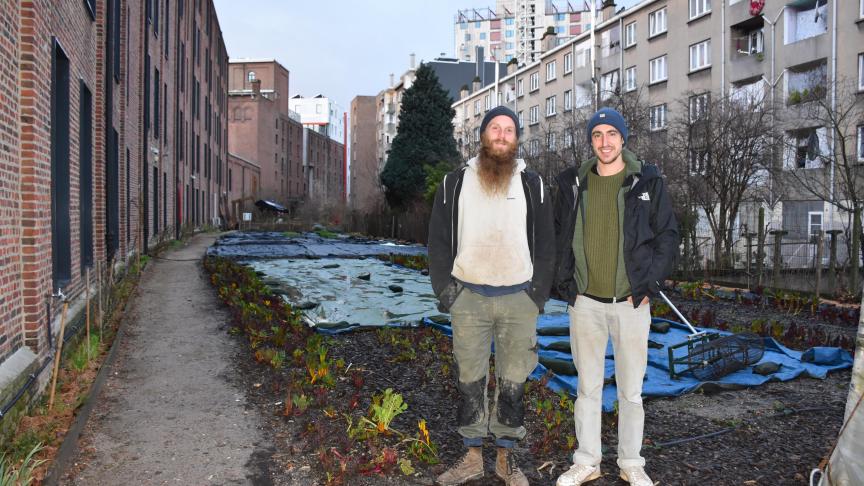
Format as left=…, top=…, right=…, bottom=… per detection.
left=348, top=96, right=380, bottom=213
left=0, top=0, right=229, bottom=434
left=304, top=128, right=345, bottom=205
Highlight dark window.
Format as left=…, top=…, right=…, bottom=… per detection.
left=107, top=129, right=119, bottom=260
left=112, top=0, right=121, bottom=81
left=79, top=81, right=93, bottom=270
left=144, top=54, right=150, bottom=133
left=228, top=168, right=232, bottom=191
left=153, top=0, right=159, bottom=36
left=180, top=42, right=185, bottom=91
left=164, top=0, right=169, bottom=58
left=163, top=83, right=167, bottom=141
left=146, top=0, right=151, bottom=23
left=126, top=148, right=130, bottom=244
left=179, top=0, right=184, bottom=17
left=163, top=172, right=168, bottom=231
left=50, top=39, right=71, bottom=289
left=153, top=166, right=159, bottom=235
left=84, top=0, right=96, bottom=20
left=153, top=68, right=160, bottom=138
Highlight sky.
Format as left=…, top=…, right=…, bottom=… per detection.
left=211, top=1, right=639, bottom=113
left=212, top=0, right=491, bottom=112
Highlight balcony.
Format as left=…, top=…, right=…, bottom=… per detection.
left=785, top=60, right=827, bottom=106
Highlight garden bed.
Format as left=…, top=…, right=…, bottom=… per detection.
left=205, top=256, right=853, bottom=485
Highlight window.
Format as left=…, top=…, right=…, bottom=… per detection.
left=530, top=139, right=540, bottom=156
left=555, top=13, right=566, bottom=21
left=564, top=52, right=572, bottom=74
left=744, top=29, right=764, bottom=55
left=565, top=132, right=573, bottom=148
left=600, top=70, right=619, bottom=100
left=517, top=78, right=524, bottom=96
left=857, top=125, right=864, bottom=162
left=860, top=0, right=864, bottom=18
left=506, top=29, right=514, bottom=37
left=474, top=99, right=481, bottom=116
left=529, top=105, right=539, bottom=125
left=465, top=33, right=471, bottom=41
left=484, top=94, right=491, bottom=111
left=51, top=39, right=72, bottom=287
left=248, top=71, right=256, bottom=83
left=809, top=212, right=823, bottom=239
left=689, top=0, right=711, bottom=19
left=859, top=53, right=864, bottom=91
left=563, top=90, right=572, bottom=111
left=480, top=32, right=486, bottom=40
left=546, top=61, right=556, bottom=81
left=79, top=81, right=93, bottom=270
left=690, top=40, right=711, bottom=71
left=649, top=55, right=667, bottom=84
left=689, top=149, right=710, bottom=175
left=547, top=132, right=557, bottom=150
left=785, top=127, right=826, bottom=169
left=689, top=93, right=710, bottom=121
left=506, top=18, right=514, bottom=25
left=649, top=8, right=667, bottom=37
left=624, top=22, right=636, bottom=48
left=546, top=96, right=557, bottom=116
left=624, top=66, right=636, bottom=92
left=650, top=104, right=667, bottom=131
left=473, top=127, right=480, bottom=142
left=529, top=72, right=539, bottom=91
left=784, top=1, right=827, bottom=44
left=518, top=110, right=524, bottom=128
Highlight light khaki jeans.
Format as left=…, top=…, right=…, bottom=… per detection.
left=568, top=295, right=650, bottom=469
left=449, top=288, right=539, bottom=447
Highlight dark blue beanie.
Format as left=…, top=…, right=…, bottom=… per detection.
left=480, top=106, right=521, bottom=138
left=586, top=107, right=628, bottom=144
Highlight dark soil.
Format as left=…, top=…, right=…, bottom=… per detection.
left=228, top=317, right=851, bottom=486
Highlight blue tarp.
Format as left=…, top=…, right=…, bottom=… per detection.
left=423, top=310, right=853, bottom=412
left=207, top=232, right=428, bottom=259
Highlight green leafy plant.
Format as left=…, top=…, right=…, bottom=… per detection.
left=0, top=442, right=45, bottom=486
left=292, top=393, right=311, bottom=413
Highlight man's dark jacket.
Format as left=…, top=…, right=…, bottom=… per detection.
left=428, top=164, right=556, bottom=313
left=552, top=149, right=679, bottom=307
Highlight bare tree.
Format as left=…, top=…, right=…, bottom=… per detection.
left=666, top=90, right=774, bottom=269
left=772, top=78, right=864, bottom=290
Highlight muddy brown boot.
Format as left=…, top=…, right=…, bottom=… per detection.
left=436, top=447, right=484, bottom=485
left=495, top=447, right=529, bottom=486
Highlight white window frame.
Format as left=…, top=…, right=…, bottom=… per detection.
left=546, top=61, right=557, bottom=81
left=689, top=148, right=709, bottom=175
left=565, top=132, right=573, bottom=148
left=474, top=99, right=481, bottom=117
left=530, top=139, right=540, bottom=156
left=649, top=55, right=667, bottom=84
left=859, top=53, right=864, bottom=91
left=689, top=0, right=711, bottom=20
left=473, top=127, right=480, bottom=142
left=624, top=22, right=637, bottom=48
left=546, top=96, right=557, bottom=116
left=624, top=66, right=637, bottom=92
left=563, top=89, right=572, bottom=111
left=649, top=104, right=667, bottom=131
left=517, top=78, right=524, bottom=96
left=529, top=105, right=539, bottom=125
left=860, top=0, right=864, bottom=18
left=564, top=52, right=573, bottom=74
left=690, top=39, right=711, bottom=72
left=808, top=211, right=823, bottom=238
left=484, top=94, right=491, bottom=111
left=530, top=72, right=540, bottom=91
left=857, top=124, right=864, bottom=162
left=689, top=93, right=710, bottom=121
left=649, top=8, right=667, bottom=38
left=518, top=110, right=524, bottom=128
left=547, top=132, right=556, bottom=150
left=746, top=29, right=764, bottom=55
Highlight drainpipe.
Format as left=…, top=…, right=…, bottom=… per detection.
left=721, top=1, right=726, bottom=98
left=590, top=0, right=597, bottom=110
left=828, top=0, right=837, bottom=231
left=618, top=15, right=624, bottom=91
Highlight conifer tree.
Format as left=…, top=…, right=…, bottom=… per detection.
left=380, top=63, right=459, bottom=208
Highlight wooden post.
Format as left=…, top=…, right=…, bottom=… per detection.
left=757, top=207, right=766, bottom=288
left=770, top=230, right=788, bottom=290
left=745, top=232, right=755, bottom=290
left=85, top=267, right=91, bottom=358
left=814, top=231, right=824, bottom=300
left=48, top=298, right=69, bottom=412
left=828, top=229, right=844, bottom=297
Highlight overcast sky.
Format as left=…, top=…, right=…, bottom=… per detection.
left=212, top=1, right=639, bottom=112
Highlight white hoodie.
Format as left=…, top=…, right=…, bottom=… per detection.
left=451, top=157, right=533, bottom=287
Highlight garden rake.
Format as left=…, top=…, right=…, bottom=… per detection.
left=658, top=286, right=764, bottom=381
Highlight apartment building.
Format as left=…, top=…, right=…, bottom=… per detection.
left=454, top=0, right=599, bottom=65
left=453, top=0, right=864, bottom=267
left=289, top=95, right=345, bottom=143
left=0, top=0, right=229, bottom=436
left=228, top=60, right=305, bottom=216
left=349, top=96, right=380, bottom=213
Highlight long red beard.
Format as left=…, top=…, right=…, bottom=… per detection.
left=477, top=133, right=518, bottom=196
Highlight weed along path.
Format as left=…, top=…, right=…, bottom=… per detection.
left=57, top=233, right=277, bottom=486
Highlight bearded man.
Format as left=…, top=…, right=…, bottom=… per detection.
left=429, top=106, right=555, bottom=486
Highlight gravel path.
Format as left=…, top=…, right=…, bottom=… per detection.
left=57, top=234, right=274, bottom=486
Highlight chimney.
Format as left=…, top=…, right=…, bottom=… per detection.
left=541, top=26, right=557, bottom=53
left=251, top=79, right=261, bottom=97
left=460, top=84, right=469, bottom=100
left=506, top=58, right=519, bottom=75
left=601, top=0, right=616, bottom=22
left=410, top=53, right=416, bottom=69
left=472, top=76, right=481, bottom=92
left=389, top=73, right=394, bottom=88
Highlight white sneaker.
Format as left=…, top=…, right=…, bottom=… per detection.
left=555, top=463, right=601, bottom=486
left=620, top=466, right=653, bottom=486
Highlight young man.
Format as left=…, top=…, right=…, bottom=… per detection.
left=553, top=108, right=678, bottom=486
left=428, top=106, right=555, bottom=486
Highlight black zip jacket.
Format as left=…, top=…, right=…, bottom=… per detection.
left=552, top=157, right=679, bottom=307
left=428, top=165, right=556, bottom=313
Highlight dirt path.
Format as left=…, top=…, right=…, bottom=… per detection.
left=56, top=234, right=274, bottom=486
